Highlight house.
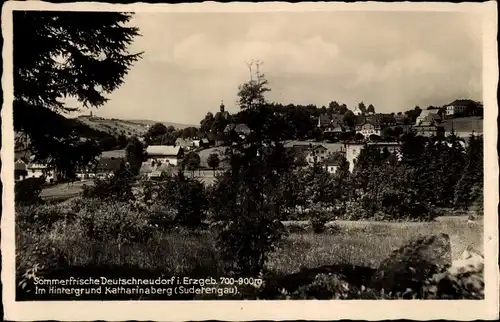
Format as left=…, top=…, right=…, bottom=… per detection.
left=76, top=166, right=97, bottom=180
left=317, top=114, right=332, bottom=128
left=15, top=159, right=28, bottom=181
left=344, top=142, right=365, bottom=172
left=95, top=158, right=123, bottom=179
left=305, top=145, right=329, bottom=165
left=394, top=113, right=408, bottom=124
left=139, top=162, right=174, bottom=180
left=324, top=124, right=347, bottom=135
left=318, top=113, right=345, bottom=129
left=324, top=152, right=345, bottom=174
left=145, top=145, right=184, bottom=166
left=101, top=149, right=126, bottom=159
left=344, top=141, right=402, bottom=172
left=26, top=162, right=56, bottom=183
left=367, top=142, right=402, bottom=159
left=200, top=138, right=211, bottom=148
left=175, top=138, right=195, bottom=150
left=445, top=99, right=474, bottom=116
left=415, top=109, right=435, bottom=125
left=356, top=121, right=381, bottom=137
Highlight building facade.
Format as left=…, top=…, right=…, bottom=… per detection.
left=146, top=145, right=184, bottom=166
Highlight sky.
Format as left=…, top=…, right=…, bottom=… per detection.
left=77, top=11, right=483, bottom=125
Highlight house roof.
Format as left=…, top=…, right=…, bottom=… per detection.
left=175, top=138, right=194, bottom=147
left=101, top=149, right=126, bottom=159
left=445, top=99, right=479, bottom=107
left=146, top=145, right=181, bottom=157
left=15, top=160, right=27, bottom=171
left=140, top=162, right=173, bottom=177
left=96, top=158, right=123, bottom=172
left=318, top=114, right=331, bottom=126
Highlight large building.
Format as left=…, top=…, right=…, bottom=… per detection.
left=344, top=141, right=402, bottom=172
left=145, top=145, right=184, bottom=166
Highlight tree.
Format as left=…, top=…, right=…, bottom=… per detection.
left=117, top=134, right=128, bottom=149
left=454, top=134, right=483, bottom=209
left=354, top=132, right=365, bottom=142
left=125, top=136, right=144, bottom=175
left=339, top=104, right=349, bottom=115
left=367, top=104, right=376, bottom=114
left=181, top=126, right=199, bottom=139
left=182, top=152, right=201, bottom=176
left=207, top=153, right=221, bottom=175
left=213, top=63, right=292, bottom=276
left=200, top=112, right=215, bottom=134
left=211, top=112, right=230, bottom=134
left=160, top=132, right=177, bottom=145
left=147, top=123, right=168, bottom=138
left=14, top=11, right=142, bottom=176
left=343, top=110, right=356, bottom=128
left=357, top=102, right=367, bottom=115
left=98, top=136, right=119, bottom=151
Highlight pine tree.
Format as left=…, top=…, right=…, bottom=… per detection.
left=14, top=11, right=142, bottom=177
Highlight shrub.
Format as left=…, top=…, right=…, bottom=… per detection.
left=16, top=203, right=76, bottom=234
left=82, top=163, right=134, bottom=202
left=309, top=208, right=328, bottom=234
left=15, top=177, right=45, bottom=205
left=76, top=199, right=152, bottom=244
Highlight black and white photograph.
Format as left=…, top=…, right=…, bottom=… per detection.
left=2, top=1, right=498, bottom=320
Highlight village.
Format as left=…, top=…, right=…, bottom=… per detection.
left=14, top=98, right=483, bottom=189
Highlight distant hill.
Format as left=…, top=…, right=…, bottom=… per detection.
left=75, top=116, right=197, bottom=138
left=124, top=119, right=198, bottom=130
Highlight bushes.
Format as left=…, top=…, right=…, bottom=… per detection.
left=15, top=177, right=45, bottom=205
left=76, top=200, right=152, bottom=243
left=310, top=208, right=328, bottom=234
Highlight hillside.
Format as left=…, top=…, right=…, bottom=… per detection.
left=14, top=106, right=115, bottom=155
left=441, top=116, right=483, bottom=136
left=75, top=116, right=197, bottom=138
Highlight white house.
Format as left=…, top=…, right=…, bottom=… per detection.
left=26, top=162, right=56, bottom=183
left=305, top=145, right=329, bottom=166
left=356, top=121, right=381, bottom=137
left=146, top=145, right=184, bottom=166
left=344, top=142, right=402, bottom=172
left=445, top=100, right=468, bottom=116
left=344, top=143, right=364, bottom=172
left=15, top=160, right=28, bottom=181
left=324, top=152, right=345, bottom=174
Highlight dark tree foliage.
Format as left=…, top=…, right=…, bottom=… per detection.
left=14, top=11, right=142, bottom=176
left=212, top=68, right=294, bottom=276
left=207, top=153, right=220, bottom=175
left=183, top=151, right=201, bottom=175
left=125, top=136, right=145, bottom=175
left=82, top=161, right=135, bottom=202
left=454, top=134, right=483, bottom=209
left=15, top=177, right=46, bottom=205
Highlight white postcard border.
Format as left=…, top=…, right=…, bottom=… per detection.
left=1, top=1, right=498, bottom=321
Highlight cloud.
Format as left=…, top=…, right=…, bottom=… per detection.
left=75, top=11, right=483, bottom=124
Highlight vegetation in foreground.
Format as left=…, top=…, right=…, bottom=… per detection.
left=16, top=196, right=483, bottom=301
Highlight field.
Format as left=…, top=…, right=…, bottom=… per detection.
left=16, top=191, right=484, bottom=301
left=39, top=181, right=92, bottom=201
left=273, top=218, right=483, bottom=274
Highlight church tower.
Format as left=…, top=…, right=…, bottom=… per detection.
left=220, top=100, right=225, bottom=113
